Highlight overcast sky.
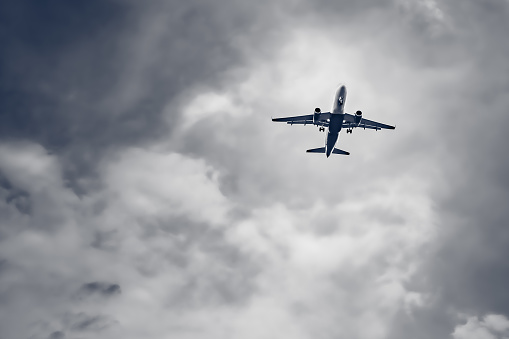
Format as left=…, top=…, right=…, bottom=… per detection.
left=1, top=1, right=509, bottom=338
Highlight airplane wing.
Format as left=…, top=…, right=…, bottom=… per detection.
left=272, top=112, right=331, bottom=126
left=343, top=113, right=395, bottom=130
left=272, top=114, right=313, bottom=123
left=289, top=120, right=329, bottom=127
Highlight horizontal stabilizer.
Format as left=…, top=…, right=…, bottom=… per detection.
left=306, top=147, right=350, bottom=155
left=306, top=147, right=325, bottom=153
left=332, top=148, right=350, bottom=155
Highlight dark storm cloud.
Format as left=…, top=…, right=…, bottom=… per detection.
left=48, top=331, right=65, bottom=339
left=90, top=229, right=120, bottom=251
left=64, top=312, right=117, bottom=332
left=32, top=313, right=116, bottom=338
left=0, top=0, right=280, bottom=194
left=383, top=1, right=509, bottom=338
left=78, top=282, right=121, bottom=298
left=0, top=169, right=32, bottom=215
left=0, top=0, right=129, bottom=144
left=0, top=259, right=6, bottom=276
left=0, top=2, right=280, bottom=337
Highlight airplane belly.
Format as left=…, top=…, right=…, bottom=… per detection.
left=328, top=114, right=343, bottom=133
left=326, top=131, right=338, bottom=152
left=325, top=114, right=343, bottom=156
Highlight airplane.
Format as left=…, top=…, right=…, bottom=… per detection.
left=272, top=85, right=395, bottom=157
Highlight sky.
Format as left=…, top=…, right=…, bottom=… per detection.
left=1, top=1, right=509, bottom=338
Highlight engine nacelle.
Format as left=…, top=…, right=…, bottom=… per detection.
left=313, top=107, right=321, bottom=124
left=355, top=110, right=362, bottom=124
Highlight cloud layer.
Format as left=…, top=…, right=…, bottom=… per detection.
left=1, top=1, right=509, bottom=338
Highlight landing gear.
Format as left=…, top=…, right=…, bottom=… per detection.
left=319, top=127, right=325, bottom=132
left=346, top=128, right=353, bottom=134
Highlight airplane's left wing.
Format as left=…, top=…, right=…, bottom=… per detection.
left=343, top=113, right=395, bottom=130
left=272, top=112, right=331, bottom=126
left=272, top=114, right=313, bottom=123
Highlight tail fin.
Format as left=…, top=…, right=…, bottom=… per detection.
left=306, top=147, right=326, bottom=153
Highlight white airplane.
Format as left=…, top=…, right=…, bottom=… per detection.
left=272, top=85, right=395, bottom=157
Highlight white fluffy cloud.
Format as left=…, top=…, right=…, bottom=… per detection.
left=0, top=111, right=435, bottom=339
left=453, top=314, right=509, bottom=339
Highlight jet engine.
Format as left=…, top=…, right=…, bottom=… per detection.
left=355, top=110, right=362, bottom=124
left=313, top=107, right=321, bottom=124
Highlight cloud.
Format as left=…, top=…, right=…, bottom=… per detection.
left=1, top=0, right=509, bottom=338
left=452, top=314, right=509, bottom=339
left=78, top=282, right=121, bottom=298
left=0, top=142, right=260, bottom=338
left=64, top=312, right=118, bottom=332
left=0, top=0, right=286, bottom=195
left=47, top=331, right=65, bottom=339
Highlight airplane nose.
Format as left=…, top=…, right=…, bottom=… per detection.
left=336, top=85, right=347, bottom=99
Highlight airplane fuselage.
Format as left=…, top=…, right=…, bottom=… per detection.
left=325, top=85, right=347, bottom=157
